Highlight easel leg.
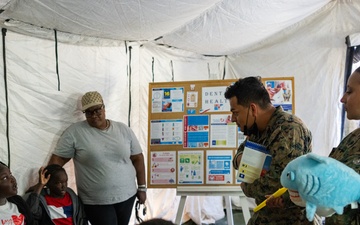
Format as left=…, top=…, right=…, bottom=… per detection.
left=239, top=196, right=251, bottom=224
left=175, top=196, right=187, bottom=225
left=224, top=196, right=234, bottom=225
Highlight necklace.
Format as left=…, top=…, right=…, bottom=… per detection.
left=103, top=119, right=110, bottom=130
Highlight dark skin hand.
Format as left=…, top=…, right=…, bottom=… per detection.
left=33, top=167, right=51, bottom=195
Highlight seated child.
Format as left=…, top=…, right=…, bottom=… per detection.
left=0, top=161, right=34, bottom=225
left=26, top=164, right=87, bottom=225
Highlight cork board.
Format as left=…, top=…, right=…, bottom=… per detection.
left=147, top=78, right=295, bottom=188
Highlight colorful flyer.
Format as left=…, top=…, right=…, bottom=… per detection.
left=210, top=114, right=237, bottom=148
left=150, top=119, right=183, bottom=145
left=183, top=115, right=209, bottom=148
left=152, top=87, right=184, bottom=113
left=206, top=150, right=233, bottom=184
left=263, top=79, right=294, bottom=113
left=150, top=151, right=176, bottom=185
left=202, top=86, right=230, bottom=112
left=186, top=91, right=198, bottom=108
left=178, top=151, right=204, bottom=184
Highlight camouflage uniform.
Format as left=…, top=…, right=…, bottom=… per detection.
left=234, top=106, right=314, bottom=225
left=325, top=128, right=360, bottom=225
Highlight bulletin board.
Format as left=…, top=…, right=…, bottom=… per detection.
left=147, top=77, right=295, bottom=188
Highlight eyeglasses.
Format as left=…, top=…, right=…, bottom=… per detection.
left=135, top=201, right=146, bottom=223
left=83, top=105, right=104, bottom=118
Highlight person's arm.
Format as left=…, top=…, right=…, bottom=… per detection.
left=130, top=153, right=146, bottom=204
left=48, top=154, right=71, bottom=166
left=25, top=167, right=50, bottom=221
left=233, top=141, right=245, bottom=169
left=233, top=152, right=243, bottom=170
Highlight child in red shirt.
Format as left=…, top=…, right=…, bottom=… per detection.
left=26, top=164, right=87, bottom=225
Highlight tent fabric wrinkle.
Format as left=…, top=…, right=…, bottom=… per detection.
left=0, top=0, right=223, bottom=42
left=0, top=0, right=332, bottom=55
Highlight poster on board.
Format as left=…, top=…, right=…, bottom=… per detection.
left=263, top=78, right=295, bottom=114
left=210, top=114, right=237, bottom=148
left=152, top=87, right=184, bottom=113
left=206, top=150, right=233, bottom=184
left=201, top=86, right=230, bottom=112
left=178, top=151, right=204, bottom=184
left=183, top=115, right=209, bottom=148
left=150, top=151, right=176, bottom=185
left=150, top=119, right=183, bottom=145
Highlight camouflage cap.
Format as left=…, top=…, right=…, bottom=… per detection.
left=81, top=91, right=103, bottom=111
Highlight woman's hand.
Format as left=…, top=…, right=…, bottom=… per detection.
left=136, top=190, right=146, bottom=204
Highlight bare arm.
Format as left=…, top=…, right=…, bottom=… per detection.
left=130, top=153, right=146, bottom=186
left=48, top=154, right=71, bottom=166
left=130, top=153, right=147, bottom=204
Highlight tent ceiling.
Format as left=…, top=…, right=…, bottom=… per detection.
left=0, top=0, right=331, bottom=55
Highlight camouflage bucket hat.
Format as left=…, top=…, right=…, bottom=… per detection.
left=81, top=91, right=103, bottom=111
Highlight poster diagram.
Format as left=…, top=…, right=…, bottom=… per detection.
left=152, top=87, right=184, bottom=113
left=210, top=114, right=237, bottom=148
left=186, top=91, right=198, bottom=108
left=178, top=151, right=204, bottom=184
left=150, top=119, right=183, bottom=145
left=202, top=86, right=230, bottom=112
left=263, top=79, right=293, bottom=113
left=150, top=151, right=176, bottom=185
left=183, top=115, right=209, bottom=148
left=206, top=150, right=233, bottom=184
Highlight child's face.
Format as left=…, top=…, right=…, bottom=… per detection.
left=0, top=164, right=18, bottom=199
left=47, top=171, right=68, bottom=198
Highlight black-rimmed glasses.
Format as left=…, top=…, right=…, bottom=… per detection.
left=83, top=105, right=104, bottom=118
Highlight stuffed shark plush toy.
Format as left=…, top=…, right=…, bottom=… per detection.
left=280, top=153, right=360, bottom=221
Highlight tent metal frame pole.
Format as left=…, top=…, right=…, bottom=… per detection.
left=1, top=28, right=10, bottom=167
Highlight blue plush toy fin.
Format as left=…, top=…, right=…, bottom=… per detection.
left=305, top=202, right=317, bottom=221
left=306, top=153, right=329, bottom=164
left=333, top=206, right=344, bottom=215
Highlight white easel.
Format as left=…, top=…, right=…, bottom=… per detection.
left=175, top=186, right=251, bottom=225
